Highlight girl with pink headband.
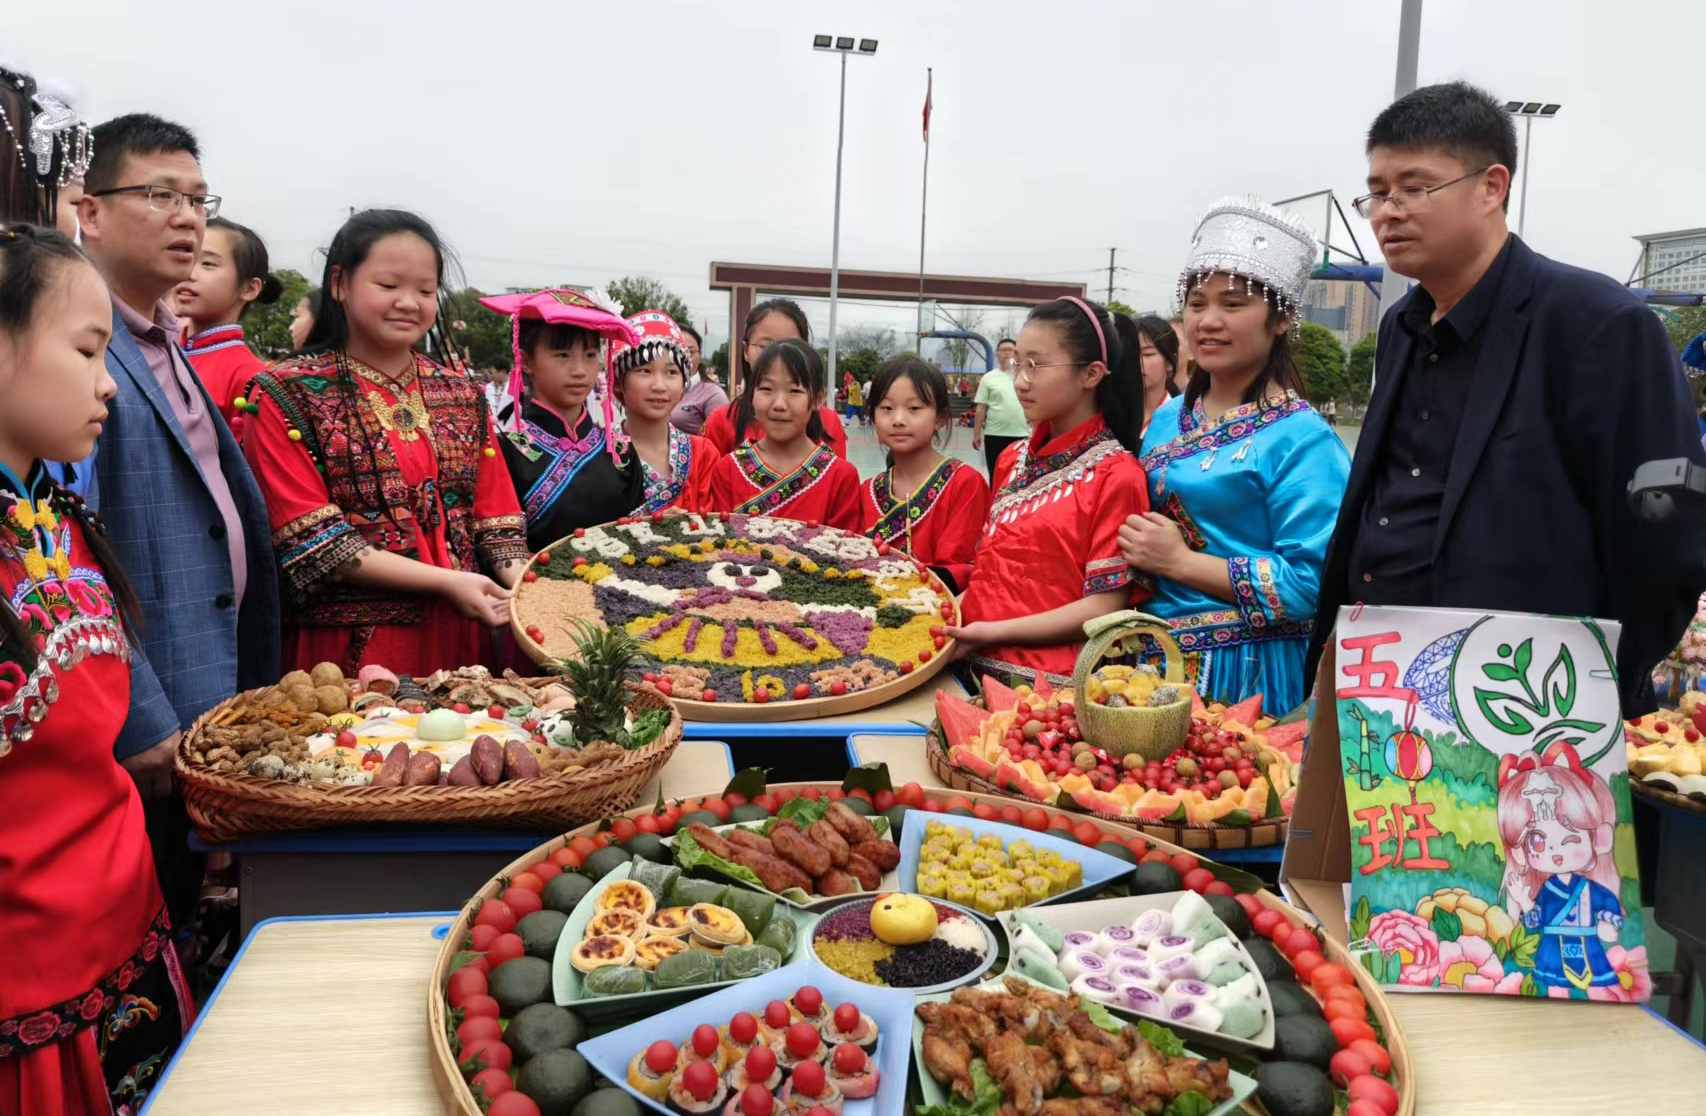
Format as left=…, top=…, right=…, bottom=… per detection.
left=948, top=297, right=1153, bottom=690
left=478, top=288, right=647, bottom=551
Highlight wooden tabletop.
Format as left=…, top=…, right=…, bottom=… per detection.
left=848, top=733, right=945, bottom=788
left=144, top=914, right=1706, bottom=1116
left=639, top=739, right=735, bottom=801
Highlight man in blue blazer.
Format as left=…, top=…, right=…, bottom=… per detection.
left=1306, top=82, right=1706, bottom=715
left=77, top=114, right=279, bottom=931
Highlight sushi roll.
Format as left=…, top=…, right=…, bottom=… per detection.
left=1070, top=974, right=1121, bottom=1004
left=669, top=1060, right=729, bottom=1116
left=1167, top=1000, right=1225, bottom=1033
left=789, top=986, right=829, bottom=1028
left=1058, top=949, right=1109, bottom=982
left=1061, top=931, right=1097, bottom=953
left=1106, top=946, right=1150, bottom=968
left=826, top=1043, right=881, bottom=1099
left=779, top=1060, right=844, bottom=1116
left=1111, top=964, right=1162, bottom=992
left=1129, top=909, right=1175, bottom=946
left=773, top=1022, right=827, bottom=1076
left=822, top=1003, right=878, bottom=1055
left=1162, top=980, right=1215, bottom=1015
left=1155, top=954, right=1204, bottom=984
left=1118, top=984, right=1166, bottom=1018
left=758, top=1000, right=795, bottom=1047
left=629, top=1040, right=679, bottom=1102
left=1092, top=925, right=1139, bottom=955
left=726, top=1045, right=783, bottom=1096
left=721, top=1012, right=762, bottom=1065
left=1170, top=891, right=1212, bottom=933
left=1147, top=935, right=1193, bottom=963
left=679, top=1024, right=732, bottom=1075
left=724, top=1084, right=776, bottom=1116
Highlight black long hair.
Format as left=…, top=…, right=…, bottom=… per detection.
left=1134, top=315, right=1182, bottom=398
left=0, top=224, right=142, bottom=668
left=864, top=354, right=954, bottom=446
left=206, top=216, right=283, bottom=319
left=737, top=298, right=811, bottom=383
left=1023, top=298, right=1146, bottom=455
left=1177, top=275, right=1307, bottom=410
left=733, top=338, right=828, bottom=446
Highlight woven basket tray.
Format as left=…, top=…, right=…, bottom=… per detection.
left=175, top=682, right=681, bottom=844
left=925, top=708, right=1289, bottom=851
left=1070, top=610, right=1194, bottom=760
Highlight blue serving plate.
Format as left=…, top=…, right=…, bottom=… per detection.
left=896, top=810, right=1135, bottom=914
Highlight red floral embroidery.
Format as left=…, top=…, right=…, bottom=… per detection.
left=16, top=1012, right=59, bottom=1045
left=79, top=990, right=105, bottom=1020
left=140, top=934, right=159, bottom=963
left=0, top=905, right=171, bottom=1057
left=117, top=960, right=139, bottom=991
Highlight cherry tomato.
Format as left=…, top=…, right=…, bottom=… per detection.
left=592, top=831, right=617, bottom=848
left=446, top=966, right=488, bottom=1009
left=772, top=787, right=798, bottom=805
left=1324, top=997, right=1369, bottom=1024
left=530, top=862, right=562, bottom=886
left=1022, top=808, right=1050, bottom=832
left=457, top=1016, right=503, bottom=1047
left=503, top=887, right=543, bottom=919
left=473, top=900, right=516, bottom=934
left=1312, top=962, right=1359, bottom=992
left=335, top=728, right=358, bottom=749
left=1348, top=1102, right=1390, bottom=1116
left=998, top=804, right=1024, bottom=825
left=1251, top=909, right=1288, bottom=939
left=1330, top=1015, right=1378, bottom=1048
left=897, top=782, right=927, bottom=808
left=469, top=923, right=501, bottom=952
left=510, top=871, right=545, bottom=894
left=800, top=787, right=823, bottom=802
left=1071, top=821, right=1102, bottom=847
left=874, top=789, right=896, bottom=812
left=635, top=814, right=661, bottom=835
left=700, top=797, right=732, bottom=821
left=848, top=788, right=874, bottom=806
left=1139, top=850, right=1173, bottom=866
left=1126, top=838, right=1150, bottom=858
left=1204, top=880, right=1236, bottom=897
left=1048, top=812, right=1075, bottom=833
left=550, top=847, right=583, bottom=870
left=1291, top=950, right=1327, bottom=984
left=725, top=792, right=749, bottom=808
left=463, top=954, right=490, bottom=975
left=610, top=817, right=638, bottom=843
left=1330, top=1048, right=1374, bottom=1087
left=1348, top=1075, right=1400, bottom=1116
left=943, top=795, right=973, bottom=813
left=1280, top=926, right=1321, bottom=960
left=470, top=1066, right=514, bottom=1101
left=825, top=787, right=845, bottom=801
left=486, top=933, right=526, bottom=968
left=458, top=994, right=500, bottom=1019
left=1349, top=1038, right=1391, bottom=1076
left=658, top=805, right=682, bottom=834
left=922, top=798, right=944, bottom=812
left=1322, top=982, right=1367, bottom=1006
left=972, top=803, right=997, bottom=820
left=488, top=1093, right=543, bottom=1116
left=1182, top=868, right=1217, bottom=894
left=568, top=836, right=599, bottom=860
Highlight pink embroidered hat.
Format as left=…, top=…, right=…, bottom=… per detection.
left=477, top=287, right=640, bottom=435
left=607, top=310, right=691, bottom=380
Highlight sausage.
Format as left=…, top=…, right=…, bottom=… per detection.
left=405, top=752, right=442, bottom=786
left=852, top=840, right=900, bottom=872
left=446, top=756, right=481, bottom=786
left=687, top=823, right=735, bottom=861
left=771, top=820, right=832, bottom=877
left=503, top=740, right=541, bottom=781
left=816, top=869, right=859, bottom=896
left=727, top=829, right=776, bottom=854
left=470, top=735, right=505, bottom=785
left=730, top=846, right=813, bottom=893
left=827, top=801, right=879, bottom=844
left=808, top=819, right=851, bottom=867
left=844, top=853, right=881, bottom=891
left=372, top=742, right=411, bottom=788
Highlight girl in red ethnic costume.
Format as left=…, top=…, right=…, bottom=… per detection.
left=243, top=211, right=528, bottom=676
left=609, top=310, right=717, bottom=513
left=0, top=226, right=191, bottom=1115
left=707, top=339, right=861, bottom=529
left=859, top=355, right=990, bottom=594
left=173, top=217, right=282, bottom=430
left=700, top=298, right=848, bottom=459
left=947, top=297, right=1152, bottom=687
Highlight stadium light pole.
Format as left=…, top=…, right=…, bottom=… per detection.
left=813, top=35, right=878, bottom=390
left=1504, top=101, right=1562, bottom=240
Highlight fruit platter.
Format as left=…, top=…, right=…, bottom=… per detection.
left=510, top=512, right=957, bottom=723
left=1626, top=691, right=1706, bottom=811
left=666, top=798, right=902, bottom=908
left=175, top=627, right=680, bottom=841
left=429, top=767, right=1415, bottom=1116
left=927, top=675, right=1305, bottom=850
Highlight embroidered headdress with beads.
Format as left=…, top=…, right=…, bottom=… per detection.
left=0, top=63, right=94, bottom=227
left=607, top=310, right=691, bottom=381
left=477, top=287, right=639, bottom=459
left=1176, top=196, right=1320, bottom=324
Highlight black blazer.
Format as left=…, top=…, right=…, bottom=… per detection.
left=1306, top=235, right=1706, bottom=712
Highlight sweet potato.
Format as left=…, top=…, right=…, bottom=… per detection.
left=503, top=739, right=541, bottom=780
left=446, top=756, right=481, bottom=786
left=405, top=752, right=442, bottom=786
left=372, top=742, right=411, bottom=787
left=470, top=735, right=504, bottom=785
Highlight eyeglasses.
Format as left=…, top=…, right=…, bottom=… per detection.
left=1351, top=167, right=1489, bottom=219
left=1013, top=359, right=1089, bottom=384
left=89, top=184, right=222, bottom=219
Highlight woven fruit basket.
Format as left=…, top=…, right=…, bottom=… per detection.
left=175, top=681, right=681, bottom=843
left=1070, top=610, right=1194, bottom=760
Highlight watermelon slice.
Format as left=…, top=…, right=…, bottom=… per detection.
left=935, top=689, right=986, bottom=751
left=1030, top=677, right=1056, bottom=702
left=1223, top=695, right=1264, bottom=726
left=1263, top=720, right=1307, bottom=761
left=994, top=763, right=1050, bottom=802
left=950, top=746, right=996, bottom=780
left=1191, top=690, right=1207, bottom=714
left=981, top=676, right=1025, bottom=715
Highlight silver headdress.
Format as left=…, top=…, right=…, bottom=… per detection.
left=1176, top=196, right=1320, bottom=322
left=0, top=66, right=94, bottom=190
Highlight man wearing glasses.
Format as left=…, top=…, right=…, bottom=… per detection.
left=1307, top=81, right=1705, bottom=715
left=75, top=114, right=277, bottom=940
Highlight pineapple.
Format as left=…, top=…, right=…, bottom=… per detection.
left=556, top=619, right=639, bottom=748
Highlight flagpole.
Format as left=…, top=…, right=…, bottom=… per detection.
left=917, top=68, right=932, bottom=348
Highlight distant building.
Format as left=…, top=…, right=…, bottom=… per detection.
left=1300, top=277, right=1381, bottom=350
left=1632, top=229, right=1706, bottom=295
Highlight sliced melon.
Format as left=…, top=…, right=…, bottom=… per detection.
left=1223, top=695, right=1264, bottom=727
left=935, top=689, right=986, bottom=751
left=982, top=676, right=1025, bottom=715
left=949, top=745, right=996, bottom=779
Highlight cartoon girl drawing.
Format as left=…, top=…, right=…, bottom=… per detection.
left=1496, top=743, right=1625, bottom=997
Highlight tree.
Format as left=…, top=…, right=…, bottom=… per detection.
left=606, top=276, right=693, bottom=326
left=1345, top=333, right=1376, bottom=405
left=1106, top=299, right=1138, bottom=318
left=838, top=348, right=884, bottom=385
left=440, top=287, right=517, bottom=371
left=241, top=268, right=311, bottom=360
left=1660, top=304, right=1706, bottom=357
left=1294, top=321, right=1348, bottom=403
left=836, top=323, right=899, bottom=359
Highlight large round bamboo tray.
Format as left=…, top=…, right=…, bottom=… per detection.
left=925, top=715, right=1291, bottom=850
left=510, top=513, right=959, bottom=723
left=1631, top=777, right=1706, bottom=816
left=427, top=785, right=1412, bottom=1116
left=176, top=682, right=681, bottom=844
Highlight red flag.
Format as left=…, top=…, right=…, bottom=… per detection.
left=922, top=69, right=932, bottom=142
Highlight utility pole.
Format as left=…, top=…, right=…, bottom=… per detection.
left=1107, top=249, right=1116, bottom=305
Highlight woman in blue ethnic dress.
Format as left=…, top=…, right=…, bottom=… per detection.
left=1120, top=198, right=1350, bottom=712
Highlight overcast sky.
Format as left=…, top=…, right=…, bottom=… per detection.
left=14, top=0, right=1703, bottom=351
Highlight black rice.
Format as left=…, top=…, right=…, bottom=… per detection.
left=871, top=940, right=983, bottom=988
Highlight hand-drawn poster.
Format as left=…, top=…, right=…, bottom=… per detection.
left=1334, top=606, right=1648, bottom=1001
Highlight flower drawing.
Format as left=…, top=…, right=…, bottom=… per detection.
left=1367, top=909, right=1441, bottom=986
